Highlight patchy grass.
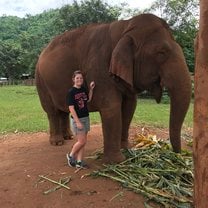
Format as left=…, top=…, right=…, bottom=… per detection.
left=0, top=86, right=193, bottom=134
left=0, top=86, right=48, bottom=133
left=133, top=99, right=193, bottom=129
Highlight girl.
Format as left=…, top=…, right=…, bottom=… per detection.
left=66, top=70, right=95, bottom=168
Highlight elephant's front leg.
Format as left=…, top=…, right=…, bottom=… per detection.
left=100, top=105, right=125, bottom=163
left=121, top=95, right=137, bottom=149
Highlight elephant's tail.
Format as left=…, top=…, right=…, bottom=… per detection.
left=35, top=62, right=40, bottom=87
left=35, top=62, right=44, bottom=98
left=35, top=62, right=54, bottom=113
left=35, top=62, right=45, bottom=108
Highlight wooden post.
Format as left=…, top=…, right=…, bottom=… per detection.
left=193, top=0, right=208, bottom=207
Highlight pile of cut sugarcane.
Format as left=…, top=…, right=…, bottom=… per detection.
left=92, top=130, right=193, bottom=208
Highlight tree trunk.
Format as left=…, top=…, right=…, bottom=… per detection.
left=193, top=0, right=208, bottom=207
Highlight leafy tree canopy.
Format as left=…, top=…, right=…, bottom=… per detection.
left=57, top=0, right=121, bottom=32
left=0, top=0, right=198, bottom=79
left=0, top=40, right=23, bottom=79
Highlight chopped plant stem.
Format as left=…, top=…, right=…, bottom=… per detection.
left=39, top=175, right=71, bottom=190
left=109, top=191, right=123, bottom=201
left=91, top=140, right=193, bottom=208
left=44, top=177, right=71, bottom=194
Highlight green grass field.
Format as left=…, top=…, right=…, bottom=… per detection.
left=0, top=86, right=193, bottom=134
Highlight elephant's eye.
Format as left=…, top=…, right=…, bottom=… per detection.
left=154, top=42, right=170, bottom=63
left=156, top=51, right=168, bottom=63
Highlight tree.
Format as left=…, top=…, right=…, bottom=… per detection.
left=57, top=0, right=121, bottom=32
left=0, top=0, right=122, bottom=78
left=193, top=0, right=208, bottom=207
left=0, top=15, right=22, bottom=41
left=17, top=9, right=61, bottom=76
left=147, top=0, right=198, bottom=28
left=0, top=41, right=23, bottom=79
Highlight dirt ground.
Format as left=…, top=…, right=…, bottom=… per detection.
left=0, top=125, right=192, bottom=208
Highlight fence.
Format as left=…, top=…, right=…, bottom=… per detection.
left=0, top=79, right=35, bottom=86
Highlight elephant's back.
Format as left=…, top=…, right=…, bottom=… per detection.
left=42, top=23, right=110, bottom=54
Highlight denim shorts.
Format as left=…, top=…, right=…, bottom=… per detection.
left=70, top=116, right=90, bottom=135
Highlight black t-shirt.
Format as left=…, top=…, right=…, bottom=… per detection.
left=67, top=86, right=89, bottom=118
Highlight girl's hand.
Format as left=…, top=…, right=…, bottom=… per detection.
left=76, top=121, right=83, bottom=129
left=90, top=81, right=95, bottom=90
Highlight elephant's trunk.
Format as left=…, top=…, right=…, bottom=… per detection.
left=161, top=48, right=192, bottom=152
left=168, top=79, right=191, bottom=152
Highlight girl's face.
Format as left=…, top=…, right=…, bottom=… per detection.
left=73, top=74, right=83, bottom=87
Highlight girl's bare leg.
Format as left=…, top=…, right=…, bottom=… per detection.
left=70, top=133, right=87, bottom=160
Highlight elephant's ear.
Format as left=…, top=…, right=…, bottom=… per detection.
left=110, top=36, right=134, bottom=87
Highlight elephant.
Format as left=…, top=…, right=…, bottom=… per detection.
left=35, top=13, right=192, bottom=163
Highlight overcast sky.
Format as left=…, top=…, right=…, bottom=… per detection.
left=0, top=0, right=155, bottom=17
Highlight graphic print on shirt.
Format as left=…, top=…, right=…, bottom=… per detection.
left=74, top=92, right=88, bottom=109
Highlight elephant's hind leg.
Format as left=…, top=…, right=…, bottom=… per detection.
left=36, top=71, right=64, bottom=145
left=59, top=111, right=73, bottom=140
left=48, top=112, right=65, bottom=145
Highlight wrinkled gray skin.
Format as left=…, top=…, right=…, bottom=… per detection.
left=36, top=13, right=192, bottom=163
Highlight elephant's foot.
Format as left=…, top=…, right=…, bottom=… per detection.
left=172, top=146, right=181, bottom=153
left=63, top=134, right=73, bottom=140
left=103, top=151, right=126, bottom=164
left=50, top=135, right=64, bottom=146
left=121, top=140, right=131, bottom=149
left=63, top=129, right=74, bottom=140
left=170, top=139, right=181, bottom=153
